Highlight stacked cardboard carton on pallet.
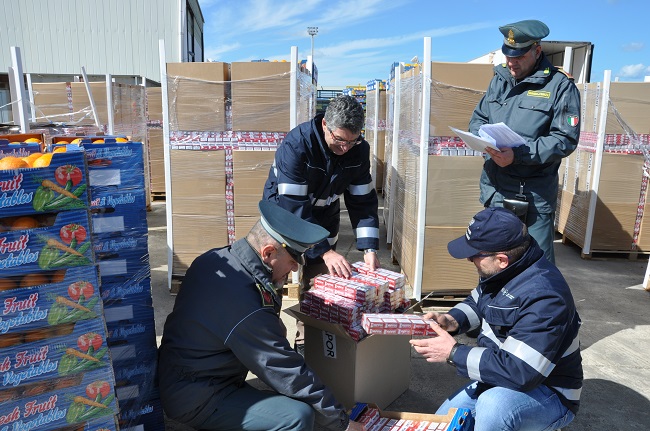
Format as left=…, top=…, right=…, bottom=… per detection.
left=556, top=81, right=650, bottom=255
left=0, top=141, right=121, bottom=430
left=145, top=86, right=165, bottom=198
left=365, top=80, right=387, bottom=192
left=388, top=62, right=493, bottom=296
left=165, top=61, right=315, bottom=289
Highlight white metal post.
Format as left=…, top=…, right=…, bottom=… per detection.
left=563, top=46, right=574, bottom=76
left=81, top=66, right=101, bottom=128
left=386, top=63, right=403, bottom=245
left=159, top=39, right=174, bottom=291
left=371, top=80, right=381, bottom=190
left=106, top=74, right=115, bottom=135
left=7, top=66, right=20, bottom=126
left=290, top=46, right=298, bottom=130
left=26, top=73, right=35, bottom=122
left=583, top=70, right=611, bottom=255
left=10, top=47, right=30, bottom=133
left=289, top=45, right=300, bottom=285
left=413, top=37, right=432, bottom=300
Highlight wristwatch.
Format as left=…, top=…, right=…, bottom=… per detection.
left=364, top=248, right=377, bottom=255
left=447, top=342, right=461, bottom=366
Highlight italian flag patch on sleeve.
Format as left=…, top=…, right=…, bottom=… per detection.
left=567, top=115, right=579, bottom=127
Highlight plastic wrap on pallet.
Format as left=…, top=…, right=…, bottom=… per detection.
left=30, top=81, right=147, bottom=146
left=386, top=63, right=496, bottom=296
left=556, top=81, right=650, bottom=254
left=165, top=61, right=315, bottom=281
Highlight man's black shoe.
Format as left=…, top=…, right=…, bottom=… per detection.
left=294, top=343, right=305, bottom=357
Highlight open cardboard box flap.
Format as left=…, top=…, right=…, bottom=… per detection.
left=285, top=303, right=360, bottom=341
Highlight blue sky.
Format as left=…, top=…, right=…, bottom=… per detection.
left=198, top=0, right=649, bottom=88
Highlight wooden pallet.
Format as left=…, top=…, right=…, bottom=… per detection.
left=282, top=283, right=300, bottom=300
left=561, top=234, right=649, bottom=260
left=151, top=191, right=166, bottom=201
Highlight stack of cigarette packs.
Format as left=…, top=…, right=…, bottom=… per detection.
left=299, top=263, right=412, bottom=340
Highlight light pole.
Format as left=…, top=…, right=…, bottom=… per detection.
left=307, top=26, right=318, bottom=71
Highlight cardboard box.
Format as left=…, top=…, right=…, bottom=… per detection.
left=70, top=82, right=109, bottom=126
left=428, top=62, right=494, bottom=136
left=32, top=82, right=72, bottom=123
left=171, top=213, right=229, bottom=275
left=582, top=82, right=650, bottom=134
left=147, top=128, right=165, bottom=194
left=422, top=227, right=478, bottom=294
left=285, top=305, right=411, bottom=410
left=170, top=149, right=227, bottom=216
left=425, top=155, right=484, bottom=226
left=231, top=62, right=292, bottom=132
left=556, top=151, right=650, bottom=252
left=146, top=87, right=163, bottom=123
left=232, top=150, right=275, bottom=216
left=166, top=62, right=230, bottom=131
left=234, top=215, right=258, bottom=240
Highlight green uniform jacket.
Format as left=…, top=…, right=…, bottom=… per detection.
left=469, top=53, right=581, bottom=213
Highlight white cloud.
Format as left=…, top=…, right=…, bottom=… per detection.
left=204, top=43, right=242, bottom=61
left=622, top=42, right=644, bottom=52
left=618, top=63, right=650, bottom=78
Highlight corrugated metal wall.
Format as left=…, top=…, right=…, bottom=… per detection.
left=0, top=0, right=192, bottom=82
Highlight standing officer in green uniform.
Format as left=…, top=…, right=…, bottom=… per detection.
left=469, top=19, right=581, bottom=264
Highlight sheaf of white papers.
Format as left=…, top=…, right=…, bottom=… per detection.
left=450, top=122, right=526, bottom=152
left=478, top=122, right=526, bottom=148
left=449, top=127, right=499, bottom=152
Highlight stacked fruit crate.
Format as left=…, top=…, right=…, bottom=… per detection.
left=0, top=139, right=120, bottom=430
left=51, top=137, right=164, bottom=430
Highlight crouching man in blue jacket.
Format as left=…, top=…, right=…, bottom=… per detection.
left=411, top=207, right=582, bottom=431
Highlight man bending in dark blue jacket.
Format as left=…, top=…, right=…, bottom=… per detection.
left=263, top=95, right=380, bottom=352
left=411, top=207, right=583, bottom=431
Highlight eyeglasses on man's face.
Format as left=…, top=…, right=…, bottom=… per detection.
left=327, top=127, right=363, bottom=148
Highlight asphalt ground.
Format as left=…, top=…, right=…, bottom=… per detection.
left=148, top=199, right=650, bottom=430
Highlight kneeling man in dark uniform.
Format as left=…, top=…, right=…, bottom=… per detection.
left=158, top=201, right=364, bottom=431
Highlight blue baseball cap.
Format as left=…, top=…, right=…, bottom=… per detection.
left=447, top=207, right=528, bottom=259
left=500, top=20, right=549, bottom=57
left=258, top=200, right=329, bottom=265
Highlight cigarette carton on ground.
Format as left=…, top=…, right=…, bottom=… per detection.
left=351, top=402, right=473, bottom=431
left=285, top=304, right=411, bottom=410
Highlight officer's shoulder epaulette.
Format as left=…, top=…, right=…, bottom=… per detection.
left=556, top=67, right=575, bottom=81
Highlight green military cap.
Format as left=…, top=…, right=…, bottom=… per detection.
left=258, top=200, right=329, bottom=265
left=499, top=20, right=549, bottom=57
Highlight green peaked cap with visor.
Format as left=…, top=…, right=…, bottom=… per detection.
left=499, top=19, right=549, bottom=57
left=258, top=200, right=329, bottom=265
